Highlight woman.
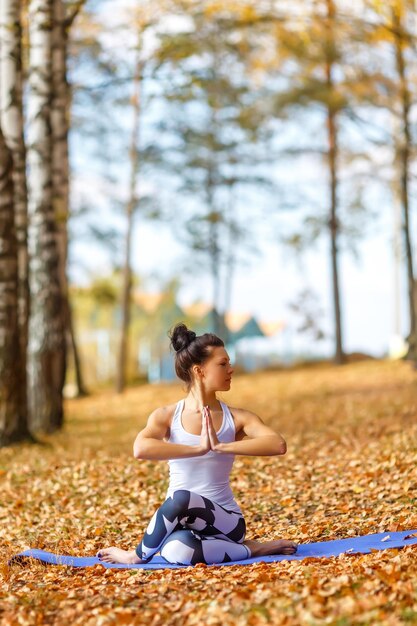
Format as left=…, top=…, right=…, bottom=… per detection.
left=97, top=323, right=297, bottom=565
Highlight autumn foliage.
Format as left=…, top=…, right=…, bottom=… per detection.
left=1, top=359, right=417, bottom=625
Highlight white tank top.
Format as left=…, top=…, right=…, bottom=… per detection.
left=166, top=399, right=242, bottom=515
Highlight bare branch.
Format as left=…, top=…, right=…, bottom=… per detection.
left=64, top=0, right=86, bottom=29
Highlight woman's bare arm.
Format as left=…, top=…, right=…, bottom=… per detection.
left=211, top=408, right=286, bottom=457
left=133, top=407, right=210, bottom=460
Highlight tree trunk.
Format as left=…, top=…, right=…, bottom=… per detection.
left=0, top=0, right=30, bottom=434
left=115, top=52, right=142, bottom=394
left=67, top=300, right=87, bottom=395
left=222, top=186, right=237, bottom=345
left=325, top=0, right=344, bottom=365
left=51, top=0, right=69, bottom=399
left=0, top=127, right=25, bottom=446
left=52, top=0, right=87, bottom=396
left=206, top=69, right=223, bottom=338
left=327, top=106, right=344, bottom=364
left=27, top=0, right=66, bottom=433
left=392, top=7, right=417, bottom=362
left=209, top=213, right=222, bottom=337
left=205, top=163, right=222, bottom=336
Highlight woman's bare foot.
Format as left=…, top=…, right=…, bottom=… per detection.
left=244, top=539, right=297, bottom=557
left=96, top=547, right=144, bottom=564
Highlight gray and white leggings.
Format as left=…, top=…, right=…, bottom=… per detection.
left=136, top=489, right=251, bottom=565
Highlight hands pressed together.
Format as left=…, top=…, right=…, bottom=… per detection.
left=199, top=406, right=225, bottom=455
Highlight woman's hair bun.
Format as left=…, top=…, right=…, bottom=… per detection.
left=170, top=323, right=197, bottom=352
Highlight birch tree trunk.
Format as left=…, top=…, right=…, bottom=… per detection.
left=0, top=0, right=30, bottom=431
left=326, top=104, right=344, bottom=364
left=115, top=53, right=142, bottom=394
left=392, top=6, right=417, bottom=362
left=27, top=0, right=66, bottom=433
left=325, top=0, right=345, bottom=365
left=0, top=127, right=22, bottom=446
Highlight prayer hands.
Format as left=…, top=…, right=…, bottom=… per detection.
left=203, top=406, right=224, bottom=453
left=199, top=408, right=211, bottom=454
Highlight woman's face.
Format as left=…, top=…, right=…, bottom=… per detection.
left=196, top=346, right=234, bottom=392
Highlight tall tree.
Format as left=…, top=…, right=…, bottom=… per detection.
left=0, top=127, right=24, bottom=445
left=0, top=0, right=30, bottom=431
left=27, top=0, right=66, bottom=432
left=114, top=1, right=166, bottom=393
left=69, top=2, right=196, bottom=388
left=391, top=2, right=417, bottom=361
left=324, top=0, right=344, bottom=365
left=154, top=1, right=269, bottom=335
left=116, top=42, right=142, bottom=393
left=358, top=0, right=417, bottom=360
left=51, top=0, right=87, bottom=396
left=266, top=1, right=378, bottom=364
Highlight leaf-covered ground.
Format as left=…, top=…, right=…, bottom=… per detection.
left=1, top=359, right=417, bottom=625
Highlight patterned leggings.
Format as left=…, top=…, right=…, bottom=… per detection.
left=136, top=489, right=251, bottom=565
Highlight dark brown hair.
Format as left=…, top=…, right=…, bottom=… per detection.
left=169, top=323, right=224, bottom=387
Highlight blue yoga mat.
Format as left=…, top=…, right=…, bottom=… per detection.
left=10, top=530, right=417, bottom=570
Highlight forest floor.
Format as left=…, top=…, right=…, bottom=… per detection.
left=1, top=358, right=417, bottom=625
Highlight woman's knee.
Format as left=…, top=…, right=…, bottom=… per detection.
left=160, top=529, right=204, bottom=565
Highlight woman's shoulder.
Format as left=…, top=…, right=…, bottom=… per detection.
left=151, top=401, right=180, bottom=423
left=227, top=404, right=259, bottom=432
left=225, top=404, right=259, bottom=419
left=149, top=401, right=183, bottom=437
